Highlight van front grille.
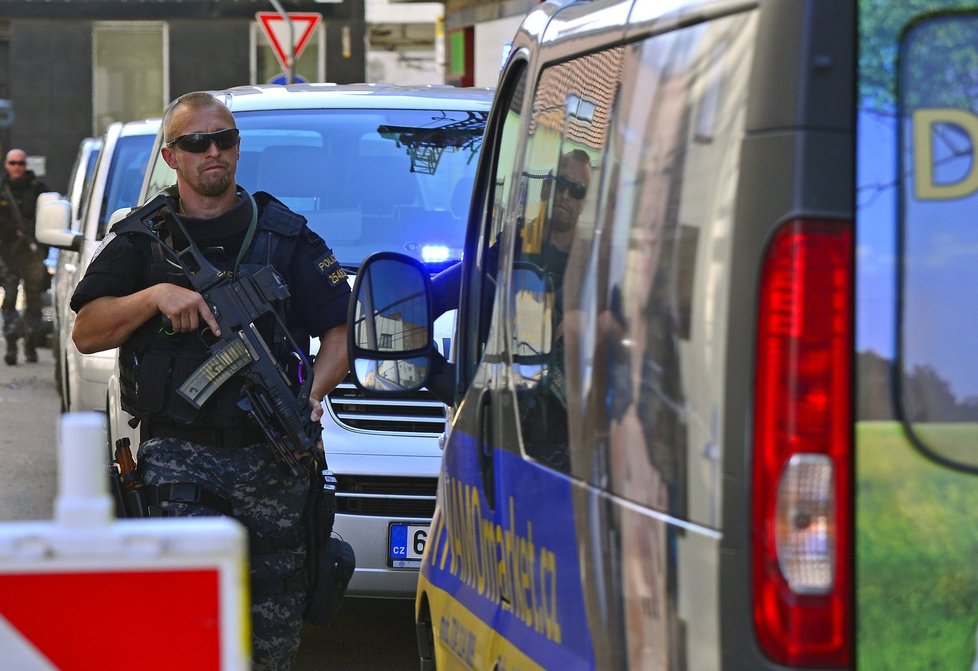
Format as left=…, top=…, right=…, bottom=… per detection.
left=335, top=475, right=438, bottom=518
left=325, top=378, right=446, bottom=435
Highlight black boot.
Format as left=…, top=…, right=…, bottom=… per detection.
left=4, top=336, right=16, bottom=365
left=23, top=334, right=37, bottom=363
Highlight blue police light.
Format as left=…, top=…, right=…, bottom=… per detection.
left=421, top=244, right=451, bottom=264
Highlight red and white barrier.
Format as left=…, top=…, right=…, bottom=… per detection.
left=0, top=412, right=249, bottom=670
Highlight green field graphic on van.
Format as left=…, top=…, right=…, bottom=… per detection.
left=857, top=421, right=978, bottom=669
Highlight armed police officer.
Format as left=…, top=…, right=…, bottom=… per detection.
left=69, top=91, right=351, bottom=670
left=0, top=149, right=50, bottom=365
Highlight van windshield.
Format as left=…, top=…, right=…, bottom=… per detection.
left=97, top=133, right=156, bottom=238
left=231, top=108, right=486, bottom=271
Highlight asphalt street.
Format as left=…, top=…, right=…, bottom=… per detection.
left=0, top=343, right=417, bottom=670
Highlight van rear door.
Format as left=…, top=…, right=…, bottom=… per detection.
left=856, top=5, right=978, bottom=669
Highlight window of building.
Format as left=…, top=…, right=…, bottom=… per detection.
left=93, top=22, right=167, bottom=136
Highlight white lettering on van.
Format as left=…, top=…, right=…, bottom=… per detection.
left=435, top=474, right=562, bottom=644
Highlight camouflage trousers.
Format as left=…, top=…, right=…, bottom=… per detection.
left=137, top=437, right=310, bottom=671
left=0, top=241, right=46, bottom=341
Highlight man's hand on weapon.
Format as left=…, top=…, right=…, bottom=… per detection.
left=308, top=391, right=324, bottom=423
left=152, top=283, right=222, bottom=336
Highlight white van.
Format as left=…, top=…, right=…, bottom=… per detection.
left=37, top=119, right=160, bottom=416
left=50, top=136, right=100, bottom=401
left=347, top=0, right=978, bottom=668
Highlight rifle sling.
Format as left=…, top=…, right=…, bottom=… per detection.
left=1, top=180, right=28, bottom=235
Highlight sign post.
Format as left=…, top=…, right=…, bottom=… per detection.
left=0, top=413, right=250, bottom=670
left=256, top=10, right=322, bottom=84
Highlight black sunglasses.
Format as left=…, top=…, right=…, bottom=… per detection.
left=5, top=160, right=25, bottom=166
left=165, top=128, right=240, bottom=153
left=554, top=175, right=587, bottom=200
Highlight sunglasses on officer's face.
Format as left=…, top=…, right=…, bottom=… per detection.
left=165, top=128, right=240, bottom=153
left=5, top=160, right=25, bottom=167
left=554, top=175, right=587, bottom=200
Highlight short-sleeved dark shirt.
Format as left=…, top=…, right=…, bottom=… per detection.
left=69, top=190, right=351, bottom=345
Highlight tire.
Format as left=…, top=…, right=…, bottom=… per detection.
left=54, top=344, right=63, bottom=399
left=60, top=354, right=70, bottom=414
left=416, top=600, right=436, bottom=671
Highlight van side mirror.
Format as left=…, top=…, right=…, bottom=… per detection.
left=348, top=251, right=434, bottom=394
left=35, top=194, right=80, bottom=251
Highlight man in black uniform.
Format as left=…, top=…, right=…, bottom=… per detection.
left=0, top=148, right=49, bottom=365
left=70, top=91, right=350, bottom=670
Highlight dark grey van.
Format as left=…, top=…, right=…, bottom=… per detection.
left=349, top=0, right=978, bottom=668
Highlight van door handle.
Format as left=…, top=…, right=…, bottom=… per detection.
left=477, top=390, right=495, bottom=510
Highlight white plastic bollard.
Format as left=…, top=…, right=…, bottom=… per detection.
left=0, top=412, right=251, bottom=670
left=54, top=411, right=113, bottom=527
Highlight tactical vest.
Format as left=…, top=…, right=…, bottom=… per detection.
left=118, top=190, right=308, bottom=430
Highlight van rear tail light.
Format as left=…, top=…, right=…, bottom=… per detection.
left=752, top=219, right=852, bottom=668
left=775, top=454, right=834, bottom=593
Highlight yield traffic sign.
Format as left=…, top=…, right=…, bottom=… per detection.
left=256, top=12, right=322, bottom=73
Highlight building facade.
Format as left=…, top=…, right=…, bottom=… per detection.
left=0, top=0, right=366, bottom=192
left=405, top=0, right=542, bottom=88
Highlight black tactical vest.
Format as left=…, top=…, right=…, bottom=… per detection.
left=117, top=190, right=307, bottom=430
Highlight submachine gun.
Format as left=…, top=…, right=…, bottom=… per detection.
left=113, top=193, right=319, bottom=476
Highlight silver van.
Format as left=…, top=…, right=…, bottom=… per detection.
left=110, top=83, right=493, bottom=599
left=348, top=0, right=978, bottom=668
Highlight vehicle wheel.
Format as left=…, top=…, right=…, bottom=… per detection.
left=106, top=399, right=115, bottom=464
left=53, top=345, right=63, bottom=400
left=416, top=599, right=437, bottom=671
left=60, top=354, right=71, bottom=414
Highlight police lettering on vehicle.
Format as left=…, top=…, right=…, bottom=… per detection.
left=315, top=251, right=347, bottom=287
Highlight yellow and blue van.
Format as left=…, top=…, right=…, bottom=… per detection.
left=348, top=0, right=978, bottom=668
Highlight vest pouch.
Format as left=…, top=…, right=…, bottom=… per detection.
left=130, top=351, right=171, bottom=415
left=303, top=469, right=355, bottom=626
left=126, top=349, right=208, bottom=424
left=304, top=535, right=355, bottom=626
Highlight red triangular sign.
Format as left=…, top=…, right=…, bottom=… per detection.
left=256, top=12, right=322, bottom=73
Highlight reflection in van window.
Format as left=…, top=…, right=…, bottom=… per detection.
left=600, top=16, right=753, bottom=525
left=462, top=64, right=528, bottom=369
left=510, top=49, right=621, bottom=474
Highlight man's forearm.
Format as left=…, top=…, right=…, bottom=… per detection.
left=72, top=288, right=161, bottom=354
left=311, top=324, right=349, bottom=402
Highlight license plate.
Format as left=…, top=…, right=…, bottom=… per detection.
left=388, top=522, right=428, bottom=568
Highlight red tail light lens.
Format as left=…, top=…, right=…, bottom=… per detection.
left=752, top=218, right=853, bottom=667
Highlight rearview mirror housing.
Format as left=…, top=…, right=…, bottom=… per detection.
left=34, top=195, right=80, bottom=251
left=348, top=251, right=435, bottom=395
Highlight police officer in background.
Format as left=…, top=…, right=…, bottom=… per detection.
left=69, top=92, right=351, bottom=670
left=0, top=148, right=49, bottom=365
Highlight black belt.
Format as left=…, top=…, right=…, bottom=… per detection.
left=138, top=482, right=234, bottom=517
left=142, top=421, right=267, bottom=448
